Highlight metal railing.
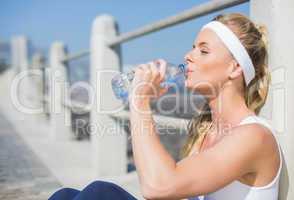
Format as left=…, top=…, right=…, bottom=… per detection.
left=61, top=49, right=90, bottom=63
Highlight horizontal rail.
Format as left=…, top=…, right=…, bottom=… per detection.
left=108, top=0, right=249, bottom=46
left=109, top=110, right=189, bottom=130
left=39, top=65, right=48, bottom=69
left=61, top=49, right=90, bottom=63
left=42, top=96, right=91, bottom=112
left=63, top=99, right=91, bottom=113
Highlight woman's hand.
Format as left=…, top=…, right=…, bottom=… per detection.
left=129, top=59, right=169, bottom=107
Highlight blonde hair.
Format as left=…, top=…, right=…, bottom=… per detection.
left=181, top=13, right=271, bottom=158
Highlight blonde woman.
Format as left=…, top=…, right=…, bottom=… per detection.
left=129, top=13, right=281, bottom=200
left=49, top=13, right=281, bottom=200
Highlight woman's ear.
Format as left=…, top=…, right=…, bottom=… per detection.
left=228, top=60, right=243, bottom=80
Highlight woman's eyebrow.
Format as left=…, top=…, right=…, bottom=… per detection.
left=193, top=41, right=209, bottom=48
left=193, top=41, right=209, bottom=49
left=198, top=41, right=209, bottom=47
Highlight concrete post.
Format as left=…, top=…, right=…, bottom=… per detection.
left=14, top=36, right=33, bottom=111
left=31, top=53, right=46, bottom=115
left=251, top=1, right=294, bottom=199
left=49, top=42, right=72, bottom=140
left=90, top=15, right=127, bottom=177
left=11, top=37, right=20, bottom=72
left=10, top=36, right=28, bottom=72
left=17, top=36, right=29, bottom=72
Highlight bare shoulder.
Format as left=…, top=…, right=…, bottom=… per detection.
left=228, top=122, right=281, bottom=184
left=231, top=123, right=277, bottom=146
left=229, top=123, right=279, bottom=164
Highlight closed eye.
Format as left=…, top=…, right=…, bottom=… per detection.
left=200, top=50, right=209, bottom=54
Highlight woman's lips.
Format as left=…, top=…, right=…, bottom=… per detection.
left=185, top=70, right=193, bottom=78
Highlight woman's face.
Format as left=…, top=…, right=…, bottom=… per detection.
left=184, top=28, right=235, bottom=96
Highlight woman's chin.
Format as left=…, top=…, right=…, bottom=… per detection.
left=184, top=80, right=196, bottom=90
left=184, top=80, right=206, bottom=94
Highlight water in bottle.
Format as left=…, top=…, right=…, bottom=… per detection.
left=111, top=63, right=187, bottom=103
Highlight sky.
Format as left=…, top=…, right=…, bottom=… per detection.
left=0, top=0, right=249, bottom=67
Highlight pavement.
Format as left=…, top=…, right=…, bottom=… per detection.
left=0, top=111, right=61, bottom=200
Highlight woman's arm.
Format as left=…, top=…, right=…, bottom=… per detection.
left=129, top=60, right=270, bottom=200
left=129, top=60, right=177, bottom=198
left=130, top=96, right=177, bottom=198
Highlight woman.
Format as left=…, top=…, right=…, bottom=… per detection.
left=49, top=13, right=282, bottom=200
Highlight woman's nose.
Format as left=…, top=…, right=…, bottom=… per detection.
left=184, top=51, right=193, bottom=63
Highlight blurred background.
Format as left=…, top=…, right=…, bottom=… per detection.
left=1, top=0, right=293, bottom=200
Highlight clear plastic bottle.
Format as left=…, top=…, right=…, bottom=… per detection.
left=111, top=63, right=187, bottom=103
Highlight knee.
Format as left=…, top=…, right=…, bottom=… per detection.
left=85, top=180, right=117, bottom=190
left=80, top=180, right=135, bottom=199
left=48, top=187, right=80, bottom=200
left=84, top=180, right=128, bottom=194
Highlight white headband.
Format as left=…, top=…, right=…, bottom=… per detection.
left=201, top=21, right=255, bottom=86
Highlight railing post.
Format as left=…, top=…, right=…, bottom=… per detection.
left=11, top=37, right=20, bottom=72
left=14, top=36, right=32, bottom=109
left=17, top=36, right=29, bottom=72
left=31, top=53, right=46, bottom=116
left=48, top=42, right=72, bottom=140
left=251, top=1, right=294, bottom=200
left=10, top=36, right=28, bottom=72
left=90, top=15, right=127, bottom=177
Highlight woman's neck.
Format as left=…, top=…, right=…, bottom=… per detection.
left=207, top=83, right=255, bottom=133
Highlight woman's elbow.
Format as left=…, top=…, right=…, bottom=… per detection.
left=141, top=184, right=157, bottom=200
left=141, top=180, right=175, bottom=200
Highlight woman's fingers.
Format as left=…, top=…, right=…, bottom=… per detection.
left=134, top=64, right=144, bottom=77
left=134, top=64, right=150, bottom=81
left=154, top=59, right=167, bottom=81
left=131, top=60, right=169, bottom=99
left=136, top=60, right=166, bottom=83
left=149, top=62, right=161, bottom=83
left=140, top=64, right=152, bottom=81
left=158, top=87, right=169, bottom=97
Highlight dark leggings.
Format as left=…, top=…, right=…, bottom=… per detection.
left=48, top=180, right=138, bottom=200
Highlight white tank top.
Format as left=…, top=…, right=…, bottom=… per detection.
left=189, top=115, right=282, bottom=200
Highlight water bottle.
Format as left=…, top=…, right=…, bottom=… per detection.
left=111, top=62, right=187, bottom=103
